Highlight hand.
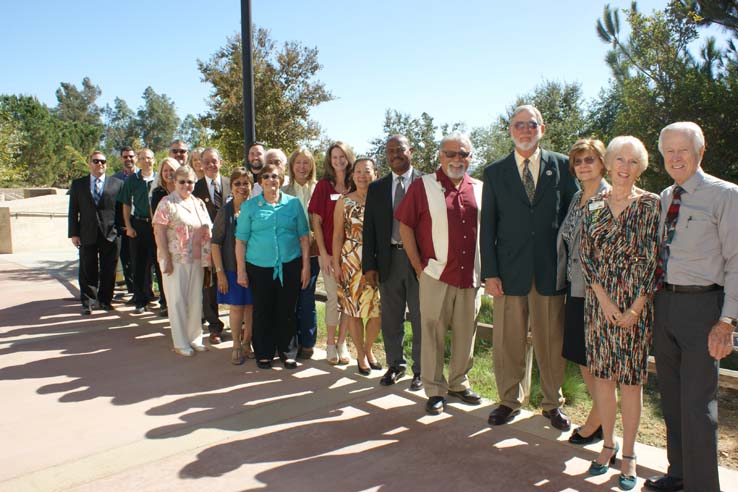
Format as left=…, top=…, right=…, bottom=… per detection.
left=364, top=270, right=379, bottom=288
left=200, top=224, right=211, bottom=241
left=332, top=261, right=342, bottom=283
left=237, top=269, right=249, bottom=288
left=599, top=297, right=622, bottom=325
left=71, top=236, right=81, bottom=248
left=412, top=264, right=423, bottom=278
left=484, top=277, right=504, bottom=297
left=161, top=257, right=173, bottom=275
left=217, top=270, right=229, bottom=294
left=617, top=309, right=640, bottom=328
left=708, top=320, right=735, bottom=360
left=319, top=253, right=334, bottom=277
left=126, top=227, right=137, bottom=238
left=301, top=264, right=310, bottom=289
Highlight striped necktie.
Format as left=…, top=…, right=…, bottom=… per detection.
left=522, top=159, right=535, bottom=203
left=93, top=177, right=102, bottom=205
left=655, top=185, right=685, bottom=289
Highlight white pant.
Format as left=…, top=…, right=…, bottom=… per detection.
left=162, top=262, right=204, bottom=350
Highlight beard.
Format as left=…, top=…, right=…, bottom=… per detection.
left=250, top=160, right=264, bottom=172
left=512, top=132, right=542, bottom=152
left=444, top=162, right=467, bottom=181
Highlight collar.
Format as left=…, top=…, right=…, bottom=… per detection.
left=392, top=166, right=414, bottom=183
left=90, top=174, right=105, bottom=182
left=514, top=147, right=541, bottom=168
left=435, top=168, right=470, bottom=191
left=676, top=168, right=704, bottom=195
left=206, top=175, right=221, bottom=186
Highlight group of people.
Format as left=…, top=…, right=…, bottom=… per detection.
left=68, top=106, right=737, bottom=492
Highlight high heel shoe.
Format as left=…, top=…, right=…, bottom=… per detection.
left=569, top=425, right=603, bottom=445
left=357, top=362, right=371, bottom=376
left=337, top=341, right=350, bottom=365
left=618, top=455, right=637, bottom=490
left=326, top=343, right=338, bottom=365
left=588, top=442, right=619, bottom=476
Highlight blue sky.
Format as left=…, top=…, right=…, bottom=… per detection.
left=1, top=0, right=728, bottom=153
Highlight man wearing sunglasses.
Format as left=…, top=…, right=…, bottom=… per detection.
left=112, top=146, right=138, bottom=302
left=193, top=147, right=229, bottom=343
left=169, top=140, right=189, bottom=166
left=68, top=151, right=124, bottom=315
left=481, top=105, right=578, bottom=430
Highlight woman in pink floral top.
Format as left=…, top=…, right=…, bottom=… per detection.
left=153, top=166, right=213, bottom=356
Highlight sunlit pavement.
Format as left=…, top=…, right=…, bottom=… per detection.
left=2, top=248, right=737, bottom=492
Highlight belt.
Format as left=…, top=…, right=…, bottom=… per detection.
left=662, top=283, right=722, bottom=293
left=390, top=243, right=404, bottom=250
left=132, top=216, right=151, bottom=222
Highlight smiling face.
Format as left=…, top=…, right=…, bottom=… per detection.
left=330, top=147, right=348, bottom=174
left=291, top=153, right=313, bottom=185
left=201, top=150, right=221, bottom=179
left=510, top=109, right=545, bottom=155
left=169, top=142, right=188, bottom=165
left=230, top=175, right=251, bottom=201
left=88, top=152, right=107, bottom=178
left=138, top=149, right=155, bottom=173
left=439, top=140, right=472, bottom=184
left=174, top=169, right=196, bottom=199
left=352, top=159, right=377, bottom=191
left=259, top=164, right=284, bottom=199
left=606, top=143, right=643, bottom=188
left=660, top=129, right=703, bottom=185
left=161, top=161, right=176, bottom=185
left=385, top=136, right=412, bottom=175
left=120, top=149, right=136, bottom=173
left=572, top=151, right=605, bottom=184
left=248, top=144, right=265, bottom=173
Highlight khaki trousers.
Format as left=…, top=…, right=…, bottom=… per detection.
left=322, top=268, right=340, bottom=327
left=419, top=273, right=481, bottom=398
left=162, top=262, right=204, bottom=351
left=492, top=279, right=565, bottom=411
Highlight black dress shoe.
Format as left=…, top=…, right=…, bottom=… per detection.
left=368, top=360, right=382, bottom=371
left=425, top=396, right=446, bottom=415
left=81, top=306, right=92, bottom=315
left=488, top=405, right=520, bottom=426
left=380, top=366, right=406, bottom=386
left=256, top=359, right=272, bottom=369
left=569, top=425, right=603, bottom=445
left=644, top=475, right=684, bottom=491
left=409, top=373, right=423, bottom=391
left=448, top=388, right=482, bottom=405
left=542, top=407, right=571, bottom=431
left=133, top=306, right=146, bottom=314
left=97, top=303, right=115, bottom=311
left=357, top=363, right=371, bottom=376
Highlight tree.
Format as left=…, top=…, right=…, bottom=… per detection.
left=177, top=114, right=209, bottom=148
left=368, top=110, right=440, bottom=174
left=136, top=86, right=180, bottom=153
left=103, top=97, right=139, bottom=152
left=54, top=77, right=103, bottom=128
left=0, top=105, right=26, bottom=185
left=198, top=28, right=334, bottom=165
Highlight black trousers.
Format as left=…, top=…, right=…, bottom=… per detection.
left=79, top=234, right=119, bottom=306
left=248, top=258, right=301, bottom=360
left=117, top=234, right=134, bottom=294
left=129, top=217, right=156, bottom=308
left=203, top=281, right=223, bottom=332
left=654, top=288, right=723, bottom=492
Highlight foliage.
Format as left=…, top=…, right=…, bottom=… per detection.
left=103, top=97, right=139, bottom=154
left=177, top=114, right=210, bottom=148
left=0, top=105, right=26, bottom=185
left=136, top=87, right=180, bottom=153
left=367, top=110, right=442, bottom=174
left=54, top=77, right=103, bottom=128
left=198, top=28, right=334, bottom=166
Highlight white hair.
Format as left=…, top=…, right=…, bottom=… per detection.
left=605, top=136, right=649, bottom=173
left=510, top=104, right=543, bottom=125
left=658, top=122, right=705, bottom=155
left=440, top=131, right=473, bottom=152
left=264, top=148, right=288, bottom=166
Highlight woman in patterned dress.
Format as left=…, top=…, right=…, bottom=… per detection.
left=332, top=158, right=381, bottom=375
left=580, top=136, right=661, bottom=489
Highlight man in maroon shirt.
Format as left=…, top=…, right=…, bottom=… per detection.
left=395, top=132, right=485, bottom=415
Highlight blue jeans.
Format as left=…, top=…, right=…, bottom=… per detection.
left=295, top=256, right=319, bottom=348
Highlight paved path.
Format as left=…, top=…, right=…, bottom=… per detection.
left=1, top=248, right=737, bottom=491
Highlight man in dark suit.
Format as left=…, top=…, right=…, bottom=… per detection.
left=481, top=105, right=578, bottom=430
left=193, top=147, right=229, bottom=343
left=362, top=135, right=423, bottom=391
left=68, top=150, right=124, bottom=314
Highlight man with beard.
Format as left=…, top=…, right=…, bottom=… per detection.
left=362, top=134, right=423, bottom=390
left=169, top=139, right=189, bottom=166
left=481, top=105, right=578, bottom=430
left=112, top=146, right=137, bottom=301
left=395, top=132, right=484, bottom=415
left=248, top=141, right=267, bottom=195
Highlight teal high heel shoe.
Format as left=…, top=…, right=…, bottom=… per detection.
left=618, top=454, right=637, bottom=490
left=588, top=442, right=619, bottom=476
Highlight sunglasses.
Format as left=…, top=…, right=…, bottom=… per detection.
left=574, top=156, right=599, bottom=166
left=177, top=179, right=195, bottom=185
left=232, top=181, right=250, bottom=187
left=261, top=173, right=281, bottom=180
left=170, top=149, right=188, bottom=155
left=512, top=121, right=540, bottom=131
left=91, top=158, right=107, bottom=164
left=441, top=150, right=470, bottom=159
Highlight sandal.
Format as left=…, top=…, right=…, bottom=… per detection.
left=241, top=340, right=255, bottom=359
left=231, top=347, right=245, bottom=365
left=337, top=341, right=350, bottom=365
left=589, top=442, right=619, bottom=476
left=326, top=343, right=338, bottom=365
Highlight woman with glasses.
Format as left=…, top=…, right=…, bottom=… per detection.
left=308, top=141, right=355, bottom=365
left=212, top=168, right=255, bottom=365
left=236, top=164, right=310, bottom=369
left=153, top=166, right=213, bottom=357
left=150, top=157, right=181, bottom=317
left=282, top=148, right=319, bottom=359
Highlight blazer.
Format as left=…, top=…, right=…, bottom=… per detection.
left=362, top=168, right=423, bottom=280
left=194, top=175, right=230, bottom=222
left=68, top=174, right=123, bottom=246
left=480, top=149, right=579, bottom=296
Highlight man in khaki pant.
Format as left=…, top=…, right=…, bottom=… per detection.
left=396, top=132, right=484, bottom=415
left=480, top=105, right=579, bottom=430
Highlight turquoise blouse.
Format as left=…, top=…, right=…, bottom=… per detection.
left=235, top=192, right=309, bottom=284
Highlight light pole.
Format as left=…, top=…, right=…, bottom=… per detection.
left=240, top=0, right=256, bottom=151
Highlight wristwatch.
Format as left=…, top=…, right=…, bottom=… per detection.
left=719, top=316, right=737, bottom=328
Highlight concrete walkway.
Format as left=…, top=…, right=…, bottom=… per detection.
left=1, top=248, right=736, bottom=492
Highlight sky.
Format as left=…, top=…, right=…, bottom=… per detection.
left=0, top=0, right=730, bottom=154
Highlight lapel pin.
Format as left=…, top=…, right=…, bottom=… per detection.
left=545, top=170, right=553, bottom=176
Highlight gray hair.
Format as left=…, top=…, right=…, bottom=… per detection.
left=174, top=165, right=196, bottom=181
left=658, top=122, right=705, bottom=155
left=440, top=131, right=473, bottom=152
left=605, top=136, right=649, bottom=174
left=264, top=148, right=288, bottom=166
left=201, top=147, right=221, bottom=161
left=511, top=104, right=543, bottom=125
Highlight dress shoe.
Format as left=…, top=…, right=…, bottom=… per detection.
left=368, top=359, right=382, bottom=371
left=296, top=346, right=314, bottom=360
left=644, top=475, right=683, bottom=491
left=97, top=303, right=115, bottom=311
left=133, top=306, right=146, bottom=314
left=380, top=366, right=406, bottom=386
left=569, top=425, right=603, bottom=445
left=209, top=332, right=222, bottom=345
left=448, top=388, right=482, bottom=405
left=589, top=442, right=619, bottom=476
left=542, top=407, right=571, bottom=431
left=488, top=405, right=520, bottom=426
left=174, top=347, right=194, bottom=357
left=81, top=305, right=92, bottom=315
left=125, top=297, right=137, bottom=305
left=279, top=353, right=297, bottom=369
left=425, top=396, right=446, bottom=415
left=256, top=359, right=272, bottom=369
left=357, top=363, right=371, bottom=376
left=409, top=373, right=423, bottom=391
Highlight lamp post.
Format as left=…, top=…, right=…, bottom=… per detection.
left=240, top=0, right=256, bottom=150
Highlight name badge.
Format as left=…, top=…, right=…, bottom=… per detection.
left=330, top=194, right=341, bottom=201
left=589, top=200, right=605, bottom=211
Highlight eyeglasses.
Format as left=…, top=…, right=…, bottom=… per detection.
left=512, top=121, right=540, bottom=131
left=261, top=173, right=280, bottom=180
left=170, top=149, right=188, bottom=155
left=441, top=150, right=471, bottom=159
left=91, top=158, right=107, bottom=164
left=232, top=181, right=250, bottom=187
left=574, top=156, right=598, bottom=166
left=177, top=179, right=195, bottom=185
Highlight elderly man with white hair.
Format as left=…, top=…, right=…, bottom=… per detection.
left=645, top=122, right=738, bottom=492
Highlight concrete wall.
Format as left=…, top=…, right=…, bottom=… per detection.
left=0, top=192, right=70, bottom=254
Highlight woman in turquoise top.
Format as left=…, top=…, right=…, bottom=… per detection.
left=235, top=163, right=310, bottom=369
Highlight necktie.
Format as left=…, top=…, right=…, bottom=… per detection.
left=93, top=177, right=102, bottom=205
left=522, top=159, right=535, bottom=203
left=655, top=185, right=685, bottom=289
left=391, top=175, right=405, bottom=243
left=213, top=180, right=222, bottom=207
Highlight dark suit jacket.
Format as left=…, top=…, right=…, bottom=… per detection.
left=480, top=149, right=578, bottom=296
left=362, top=169, right=423, bottom=280
left=68, top=174, right=123, bottom=246
left=194, top=175, right=230, bottom=221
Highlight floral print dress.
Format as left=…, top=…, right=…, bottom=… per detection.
left=153, top=193, right=212, bottom=266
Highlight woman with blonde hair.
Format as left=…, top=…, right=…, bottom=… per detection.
left=150, top=157, right=181, bottom=317
left=190, top=147, right=205, bottom=180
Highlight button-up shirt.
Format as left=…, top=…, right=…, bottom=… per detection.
left=661, top=168, right=738, bottom=318
left=117, top=170, right=157, bottom=218
left=514, top=148, right=541, bottom=187
left=391, top=167, right=414, bottom=208
left=205, top=175, right=221, bottom=203
left=89, top=174, right=105, bottom=198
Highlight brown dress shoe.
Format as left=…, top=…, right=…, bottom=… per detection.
left=209, top=332, right=222, bottom=344
left=542, top=407, right=571, bottom=431
left=488, top=405, right=520, bottom=426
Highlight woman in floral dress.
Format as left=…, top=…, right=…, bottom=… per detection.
left=332, top=158, right=381, bottom=375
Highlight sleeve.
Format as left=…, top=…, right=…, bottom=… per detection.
left=68, top=181, right=80, bottom=238
left=394, top=179, right=422, bottom=228
left=235, top=201, right=251, bottom=241
left=117, top=176, right=132, bottom=205
left=294, top=199, right=310, bottom=237
left=307, top=179, right=328, bottom=218
left=199, top=198, right=213, bottom=228
left=631, top=196, right=661, bottom=298
left=152, top=197, right=170, bottom=226
left=362, top=184, right=379, bottom=273
left=579, top=204, right=598, bottom=287
left=718, top=186, right=738, bottom=318
left=480, top=166, right=500, bottom=279
left=211, top=205, right=227, bottom=246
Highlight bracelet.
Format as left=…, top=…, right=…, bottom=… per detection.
left=628, top=309, right=640, bottom=317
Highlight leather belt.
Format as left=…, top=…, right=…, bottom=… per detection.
left=390, top=243, right=404, bottom=250
left=662, top=283, right=722, bottom=293
left=132, top=216, right=151, bottom=222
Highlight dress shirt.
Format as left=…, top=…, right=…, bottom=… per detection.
left=661, top=168, right=738, bottom=318
left=90, top=174, right=105, bottom=198
left=391, top=167, right=414, bottom=208
left=282, top=181, right=315, bottom=221
left=514, top=148, right=542, bottom=188
left=206, top=175, right=221, bottom=203
left=117, top=170, right=157, bottom=218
